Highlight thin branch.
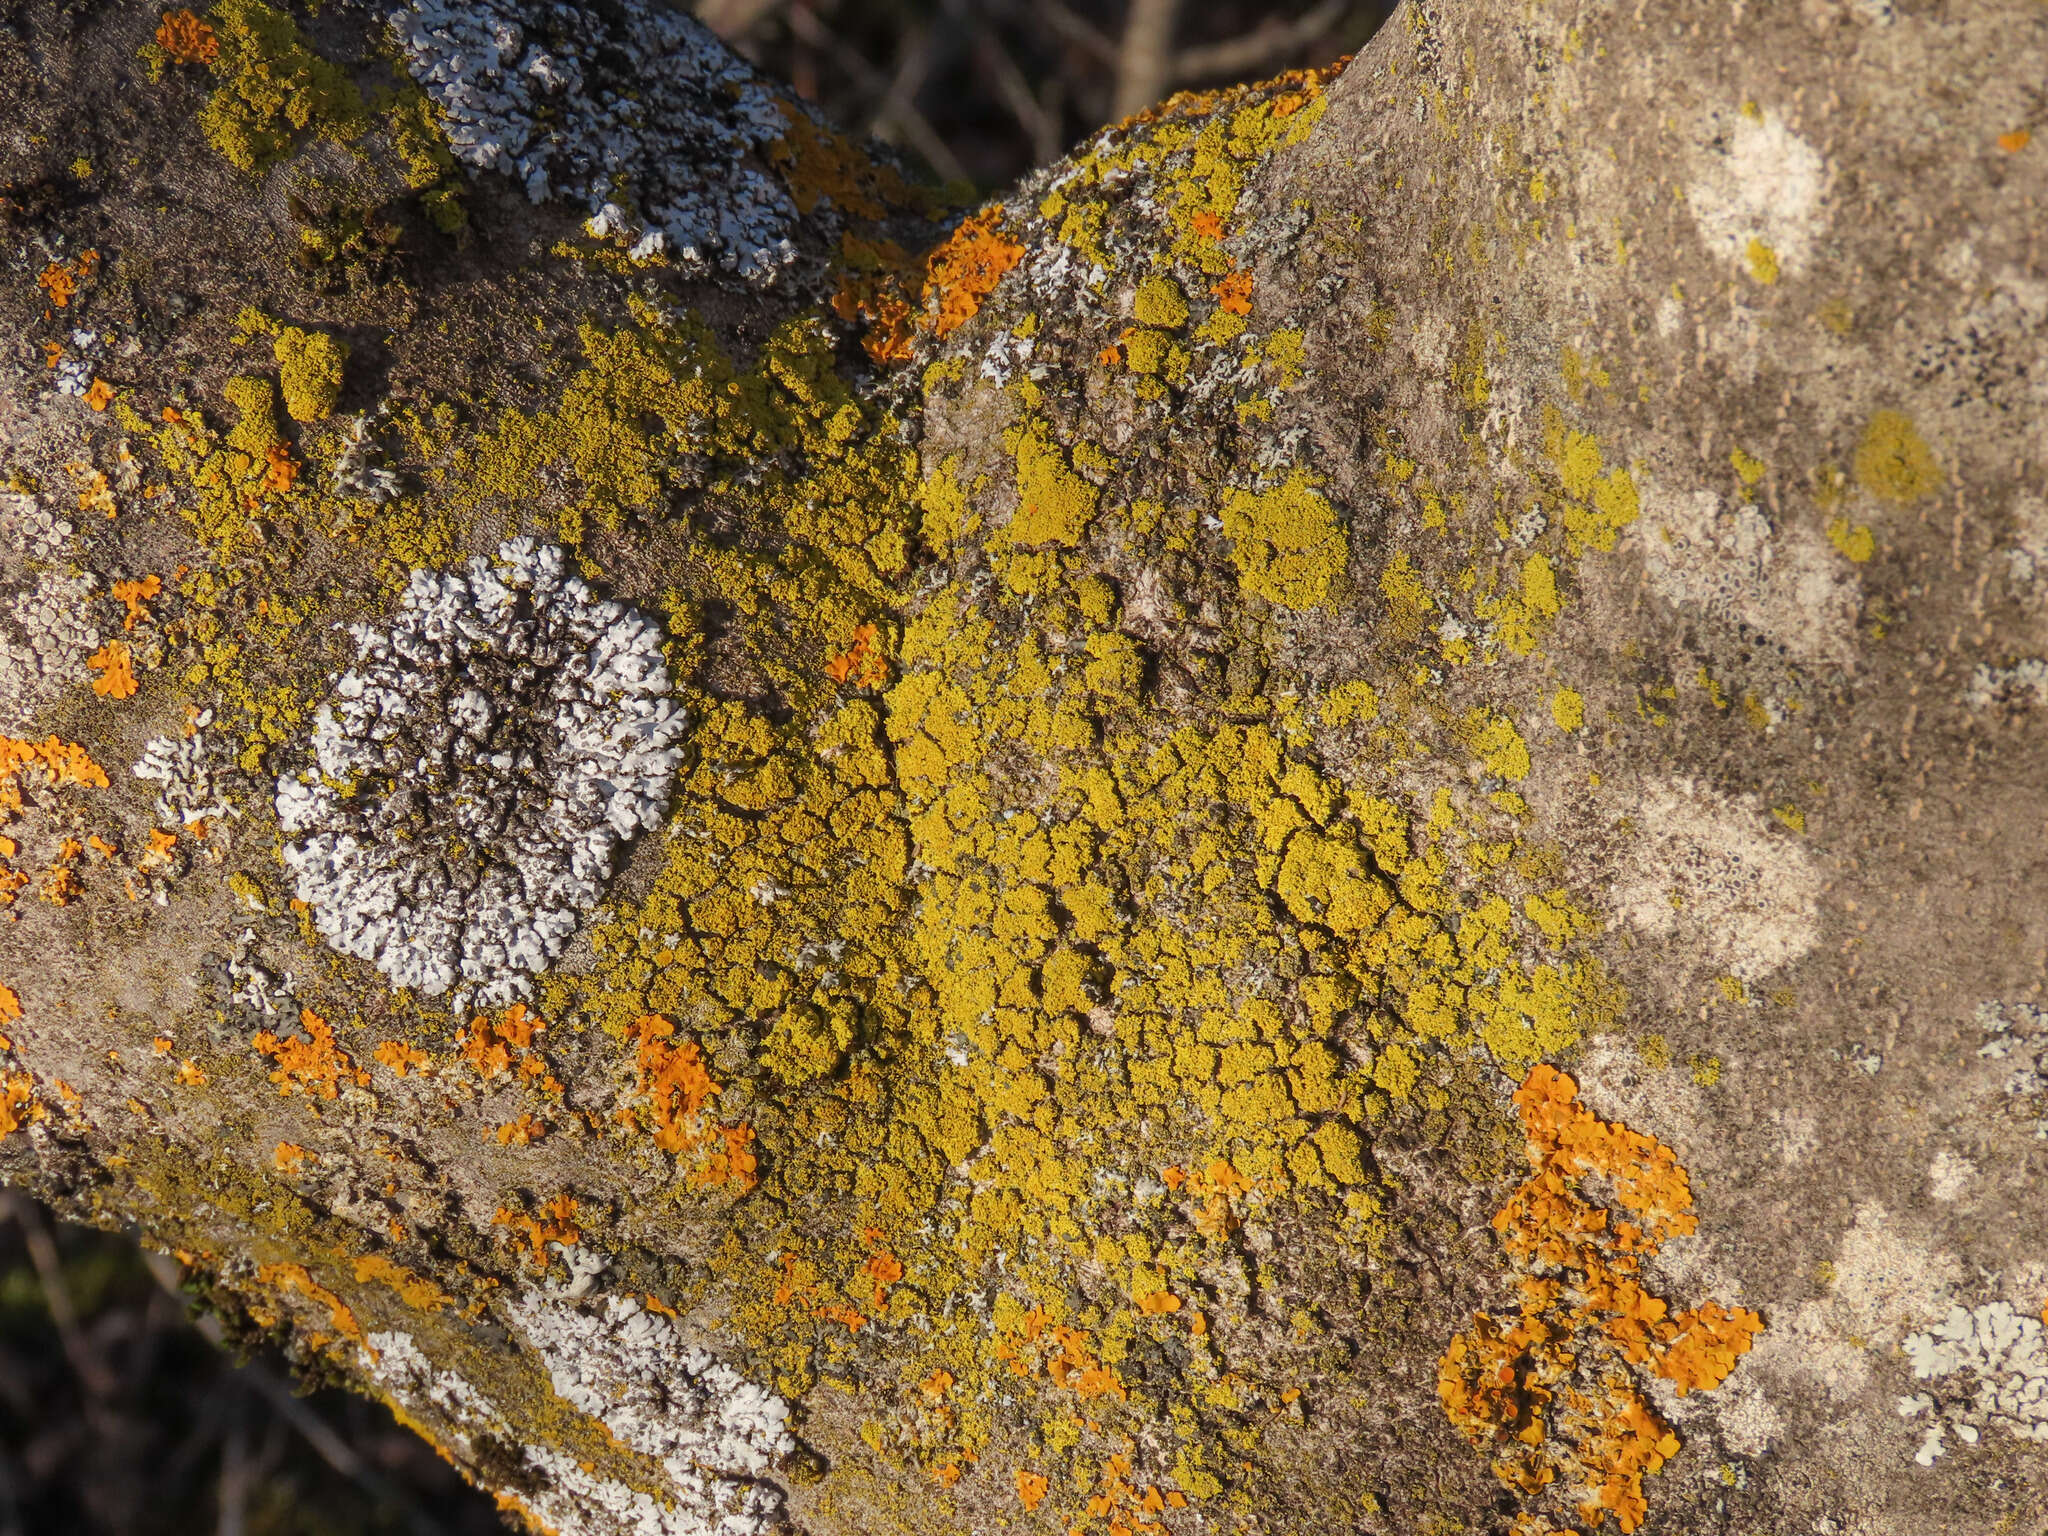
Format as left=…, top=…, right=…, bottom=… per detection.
left=847, top=21, right=971, bottom=187
left=2, top=1196, right=118, bottom=1398
left=1036, top=0, right=1119, bottom=68
left=1113, top=0, right=1185, bottom=120
left=975, top=26, right=1061, bottom=167
left=692, top=0, right=788, bottom=39
left=1173, top=0, right=1353, bottom=84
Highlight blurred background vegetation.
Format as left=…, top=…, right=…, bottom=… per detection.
left=3, top=1, right=1387, bottom=1530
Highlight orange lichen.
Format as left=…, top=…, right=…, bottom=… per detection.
left=0, top=986, right=17, bottom=1024
left=1213, top=269, right=1255, bottom=316
left=832, top=269, right=916, bottom=366
left=175, top=1058, right=207, bottom=1086
left=354, top=1254, right=452, bottom=1312
left=495, top=1194, right=581, bottom=1267
left=1016, top=1469, right=1049, bottom=1511
left=113, top=575, right=162, bottom=630
left=373, top=1039, right=433, bottom=1077
left=993, top=1307, right=1127, bottom=1404
left=861, top=1227, right=904, bottom=1309
left=621, top=1014, right=757, bottom=1187
left=1439, top=1066, right=1763, bottom=1533
left=2001, top=128, right=2033, bottom=153
left=255, top=1262, right=366, bottom=1350
left=494, top=1113, right=547, bottom=1146
left=0, top=1073, right=39, bottom=1137
left=156, top=8, right=219, bottom=64
left=457, top=1003, right=542, bottom=1078
left=273, top=1141, right=310, bottom=1172
left=83, top=379, right=114, bottom=412
left=252, top=1008, right=370, bottom=1099
left=37, top=263, right=76, bottom=308
left=260, top=442, right=297, bottom=495
left=824, top=623, right=889, bottom=688
left=87, top=641, right=139, bottom=699
left=924, top=209, right=1025, bottom=338
left=0, top=736, right=110, bottom=794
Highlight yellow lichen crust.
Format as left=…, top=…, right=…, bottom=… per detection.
left=273, top=326, right=348, bottom=423
left=1439, top=1066, right=1764, bottom=1534
left=196, top=0, right=366, bottom=175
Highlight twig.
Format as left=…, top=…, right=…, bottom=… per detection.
left=860, top=24, right=971, bottom=186
left=975, top=26, right=1061, bottom=166
left=1036, top=0, right=1118, bottom=68
left=216, top=1413, right=249, bottom=1536
left=2, top=1195, right=119, bottom=1398
left=1173, top=0, right=1353, bottom=84
left=692, top=0, right=788, bottom=38
left=143, top=1251, right=451, bottom=1536
left=1112, top=0, right=1184, bottom=120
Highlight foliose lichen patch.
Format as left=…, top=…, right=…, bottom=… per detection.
left=275, top=538, right=686, bottom=1007
left=391, top=0, right=800, bottom=279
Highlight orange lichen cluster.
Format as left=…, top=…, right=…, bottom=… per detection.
left=373, top=1039, right=432, bottom=1077
left=35, top=250, right=96, bottom=310
left=87, top=640, right=139, bottom=699
left=252, top=1008, right=370, bottom=1100
left=496, top=1194, right=581, bottom=1267
left=1016, top=1468, right=1050, bottom=1511
left=765, top=101, right=920, bottom=222
left=0, top=986, right=17, bottom=1024
left=0, top=738, right=111, bottom=911
left=0, top=1073, right=39, bottom=1137
left=494, top=1113, right=546, bottom=1146
left=924, top=209, right=1025, bottom=338
left=254, top=1262, right=366, bottom=1351
left=457, top=1003, right=541, bottom=1076
left=824, top=623, right=889, bottom=688
left=273, top=1141, right=310, bottom=1172
left=992, top=1307, right=1127, bottom=1403
left=174, top=1058, right=207, bottom=1086
left=1162, top=1158, right=1255, bottom=1242
left=1212, top=269, right=1255, bottom=316
left=113, top=575, right=162, bottom=630
left=832, top=270, right=916, bottom=366
left=354, top=1253, right=452, bottom=1312
left=83, top=379, right=115, bottom=412
left=1439, top=1066, right=1764, bottom=1533
left=624, top=1013, right=757, bottom=1189
left=155, top=8, right=219, bottom=64
left=260, top=441, right=297, bottom=496
left=860, top=1226, right=904, bottom=1309
left=1076, top=1450, right=1189, bottom=1534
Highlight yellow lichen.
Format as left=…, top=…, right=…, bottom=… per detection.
left=1852, top=409, right=1940, bottom=504
left=197, top=0, right=365, bottom=176
left=273, top=326, right=348, bottom=423
left=1217, top=469, right=1346, bottom=609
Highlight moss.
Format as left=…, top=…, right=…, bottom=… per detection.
left=1217, top=470, right=1346, bottom=609
left=197, top=0, right=365, bottom=176
left=273, top=326, right=348, bottom=423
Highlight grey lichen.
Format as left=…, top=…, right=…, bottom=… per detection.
left=273, top=538, right=686, bottom=1007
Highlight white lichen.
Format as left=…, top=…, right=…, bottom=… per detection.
left=0, top=491, right=101, bottom=729
left=391, top=0, right=799, bottom=280
left=132, top=714, right=235, bottom=827
left=1975, top=1000, right=2048, bottom=1138
left=1963, top=658, right=2048, bottom=711
left=506, top=1290, right=793, bottom=1533
left=1898, top=1300, right=2048, bottom=1464
left=1685, top=109, right=1827, bottom=281
left=330, top=413, right=402, bottom=505
left=274, top=538, right=685, bottom=1007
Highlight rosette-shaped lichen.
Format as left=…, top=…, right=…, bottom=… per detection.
left=276, top=539, right=685, bottom=1006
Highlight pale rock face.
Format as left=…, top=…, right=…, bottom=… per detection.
left=1614, top=777, right=1821, bottom=982
left=1633, top=479, right=1857, bottom=666
left=391, top=0, right=800, bottom=280
left=274, top=539, right=687, bottom=1008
